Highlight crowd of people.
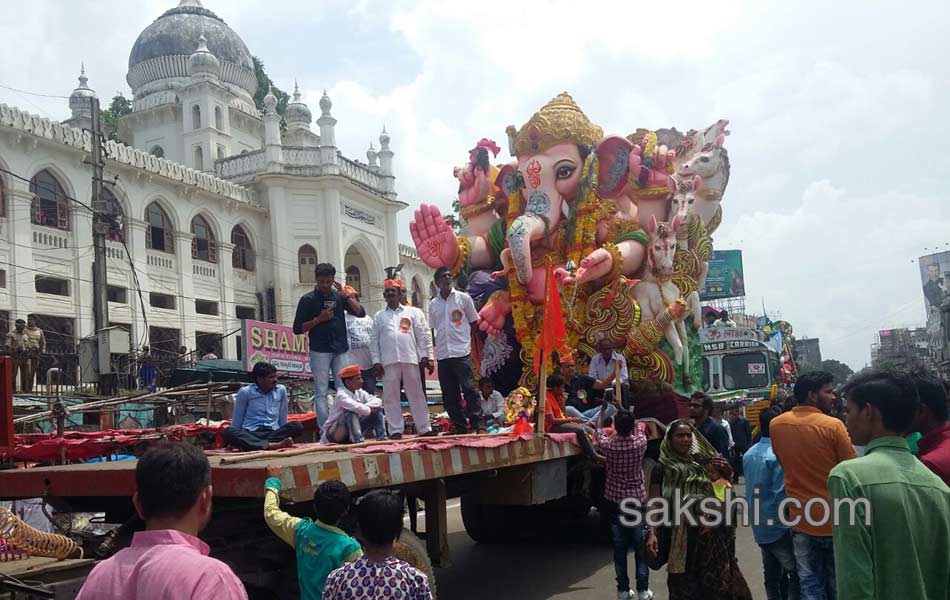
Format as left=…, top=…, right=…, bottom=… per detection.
left=70, top=255, right=950, bottom=600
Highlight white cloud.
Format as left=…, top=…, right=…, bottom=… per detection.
left=716, top=180, right=948, bottom=368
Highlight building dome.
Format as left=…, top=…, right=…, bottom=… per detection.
left=285, top=82, right=312, bottom=127
left=69, top=65, right=97, bottom=118
left=127, top=1, right=256, bottom=97
left=186, top=34, right=221, bottom=80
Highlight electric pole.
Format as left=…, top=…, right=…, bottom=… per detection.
left=89, top=97, right=115, bottom=395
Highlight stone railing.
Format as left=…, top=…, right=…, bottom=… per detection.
left=339, top=156, right=383, bottom=191
left=399, top=244, right=420, bottom=261
left=32, top=226, right=70, bottom=250
left=0, top=103, right=258, bottom=207
left=213, top=143, right=387, bottom=194
left=216, top=149, right=265, bottom=179
left=146, top=250, right=175, bottom=271
left=283, top=146, right=321, bottom=167
left=193, top=263, right=217, bottom=279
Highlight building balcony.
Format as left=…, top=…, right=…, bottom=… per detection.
left=31, top=224, right=72, bottom=250
left=193, top=261, right=218, bottom=280
left=146, top=249, right=176, bottom=271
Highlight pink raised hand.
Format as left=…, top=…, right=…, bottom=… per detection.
left=409, top=204, right=460, bottom=269
left=574, top=248, right=614, bottom=285
left=478, top=290, right=511, bottom=336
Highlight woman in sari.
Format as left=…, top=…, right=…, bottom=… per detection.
left=648, top=419, right=752, bottom=600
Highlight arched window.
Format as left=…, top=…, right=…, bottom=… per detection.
left=214, top=106, right=223, bottom=130
left=191, top=215, right=216, bottom=263
left=101, top=187, right=124, bottom=242
left=412, top=279, right=424, bottom=309
left=30, top=169, right=69, bottom=230
left=146, top=202, right=174, bottom=253
left=192, top=105, right=201, bottom=130
left=0, top=174, right=5, bottom=218
left=216, top=145, right=226, bottom=160
left=298, top=245, right=317, bottom=284
left=231, top=225, right=254, bottom=271
left=149, top=145, right=165, bottom=158
left=345, top=265, right=361, bottom=295
left=193, top=146, right=204, bottom=171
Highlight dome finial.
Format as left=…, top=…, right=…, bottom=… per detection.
left=379, top=125, right=390, bottom=148
left=319, top=89, right=332, bottom=114
left=263, top=84, right=278, bottom=114
left=179, top=0, right=203, bottom=7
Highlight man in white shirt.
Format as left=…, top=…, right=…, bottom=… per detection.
left=322, top=365, right=386, bottom=443
left=344, top=296, right=377, bottom=394
left=478, top=378, right=506, bottom=427
left=429, top=267, right=484, bottom=434
left=589, top=337, right=629, bottom=385
left=372, top=279, right=434, bottom=439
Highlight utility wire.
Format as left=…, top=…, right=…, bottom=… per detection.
left=0, top=80, right=71, bottom=99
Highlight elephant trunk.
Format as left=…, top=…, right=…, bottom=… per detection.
left=507, top=214, right=546, bottom=285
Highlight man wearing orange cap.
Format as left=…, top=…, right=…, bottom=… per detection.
left=371, top=279, right=435, bottom=439
left=322, top=365, right=386, bottom=444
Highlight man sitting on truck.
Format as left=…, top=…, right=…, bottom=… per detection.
left=75, top=443, right=248, bottom=600
left=322, top=365, right=387, bottom=443
left=544, top=373, right=604, bottom=462
left=223, top=361, right=304, bottom=452
left=263, top=467, right=363, bottom=599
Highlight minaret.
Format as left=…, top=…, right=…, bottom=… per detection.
left=262, top=86, right=283, bottom=164
left=186, top=34, right=220, bottom=84
left=317, top=89, right=337, bottom=166
left=366, top=142, right=378, bottom=170
left=64, top=64, right=97, bottom=130
left=285, top=80, right=313, bottom=134
left=378, top=126, right=395, bottom=196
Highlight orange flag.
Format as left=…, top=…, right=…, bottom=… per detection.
left=534, top=262, right=572, bottom=377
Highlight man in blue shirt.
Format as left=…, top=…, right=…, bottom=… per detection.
left=223, top=362, right=304, bottom=451
left=689, top=392, right=731, bottom=456
left=292, top=263, right=365, bottom=431
left=743, top=406, right=800, bottom=600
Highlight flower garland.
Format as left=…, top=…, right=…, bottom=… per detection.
left=565, top=154, right=614, bottom=270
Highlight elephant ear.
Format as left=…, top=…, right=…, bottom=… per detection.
left=495, top=163, right=522, bottom=197
left=596, top=136, right=634, bottom=199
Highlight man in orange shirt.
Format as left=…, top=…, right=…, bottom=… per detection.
left=544, top=374, right=602, bottom=461
left=770, top=371, right=856, bottom=600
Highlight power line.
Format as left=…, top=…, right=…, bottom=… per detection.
left=0, top=80, right=70, bottom=99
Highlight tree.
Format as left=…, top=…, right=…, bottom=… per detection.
left=446, top=198, right=463, bottom=232
left=100, top=93, right=132, bottom=141
left=821, top=359, right=854, bottom=385
left=252, top=56, right=289, bottom=121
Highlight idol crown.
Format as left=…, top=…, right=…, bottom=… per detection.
left=506, top=92, right=603, bottom=157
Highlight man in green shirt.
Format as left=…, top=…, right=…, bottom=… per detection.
left=831, top=370, right=950, bottom=600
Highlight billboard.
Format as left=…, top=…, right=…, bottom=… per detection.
left=701, top=249, right=745, bottom=301
left=918, top=250, right=950, bottom=316
left=241, top=319, right=312, bottom=377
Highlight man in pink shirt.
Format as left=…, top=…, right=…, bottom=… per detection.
left=76, top=443, right=247, bottom=599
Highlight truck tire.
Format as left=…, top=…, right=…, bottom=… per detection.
left=394, top=527, right=438, bottom=599
left=460, top=494, right=510, bottom=543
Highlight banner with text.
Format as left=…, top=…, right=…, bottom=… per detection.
left=242, top=319, right=312, bottom=376
left=701, top=249, right=745, bottom=301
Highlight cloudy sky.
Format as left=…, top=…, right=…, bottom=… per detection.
left=2, top=0, right=948, bottom=369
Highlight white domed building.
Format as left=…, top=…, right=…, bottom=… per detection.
left=0, top=0, right=432, bottom=375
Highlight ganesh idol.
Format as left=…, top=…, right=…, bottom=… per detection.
left=411, top=93, right=730, bottom=393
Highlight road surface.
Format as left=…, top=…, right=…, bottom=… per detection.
left=431, top=491, right=767, bottom=599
